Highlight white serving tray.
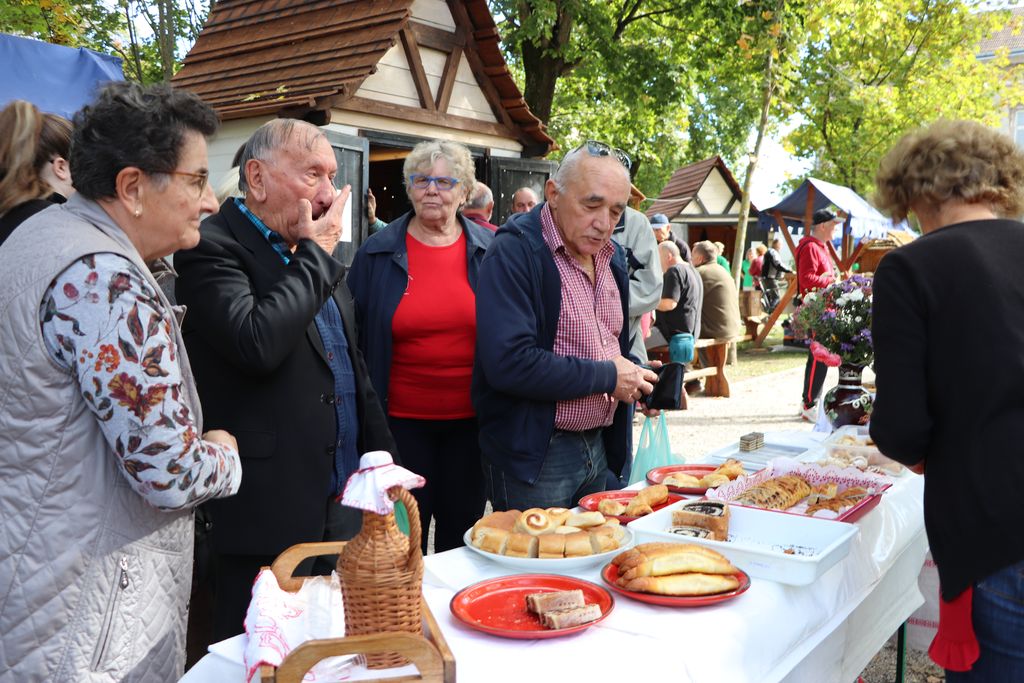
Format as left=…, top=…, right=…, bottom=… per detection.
left=706, top=442, right=813, bottom=472
left=626, top=499, right=859, bottom=586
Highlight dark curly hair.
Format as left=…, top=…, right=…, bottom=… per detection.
left=70, top=81, right=219, bottom=200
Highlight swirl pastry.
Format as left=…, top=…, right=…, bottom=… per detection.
left=515, top=508, right=556, bottom=535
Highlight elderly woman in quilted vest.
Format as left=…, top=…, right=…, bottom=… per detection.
left=0, top=82, right=241, bottom=681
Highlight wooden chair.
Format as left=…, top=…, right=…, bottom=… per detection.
left=258, top=542, right=455, bottom=683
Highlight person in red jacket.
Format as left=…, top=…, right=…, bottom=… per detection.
left=795, top=208, right=841, bottom=420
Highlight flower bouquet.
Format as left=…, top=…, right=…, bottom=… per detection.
left=791, top=275, right=874, bottom=427
left=791, top=275, right=873, bottom=367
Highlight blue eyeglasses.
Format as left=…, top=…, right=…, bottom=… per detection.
left=408, top=174, right=460, bottom=191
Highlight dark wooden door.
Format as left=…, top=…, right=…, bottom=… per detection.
left=487, top=156, right=557, bottom=226
left=323, top=129, right=369, bottom=266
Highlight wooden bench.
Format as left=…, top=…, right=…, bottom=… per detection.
left=647, top=334, right=751, bottom=400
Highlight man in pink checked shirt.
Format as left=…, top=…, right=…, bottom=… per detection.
left=473, top=141, right=659, bottom=511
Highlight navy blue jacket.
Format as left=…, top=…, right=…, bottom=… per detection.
left=346, top=211, right=493, bottom=411
left=472, top=205, right=632, bottom=484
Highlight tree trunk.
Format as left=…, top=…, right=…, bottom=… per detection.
left=732, top=45, right=776, bottom=288
left=157, top=0, right=176, bottom=81
left=518, top=3, right=575, bottom=124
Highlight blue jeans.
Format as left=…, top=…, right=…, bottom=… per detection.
left=946, top=560, right=1024, bottom=682
left=483, top=428, right=608, bottom=510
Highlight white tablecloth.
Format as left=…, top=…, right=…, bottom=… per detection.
left=183, top=432, right=927, bottom=683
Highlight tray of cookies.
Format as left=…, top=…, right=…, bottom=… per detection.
left=464, top=507, right=634, bottom=570
left=628, top=498, right=859, bottom=585
left=705, top=457, right=892, bottom=523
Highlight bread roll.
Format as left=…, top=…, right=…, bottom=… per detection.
left=472, top=509, right=519, bottom=542
left=553, top=525, right=583, bottom=535
left=565, top=511, right=605, bottom=528
left=516, top=508, right=559, bottom=535
left=617, top=542, right=732, bottom=573
left=664, top=473, right=700, bottom=488
left=612, top=542, right=685, bottom=566
left=620, top=572, right=740, bottom=596
left=475, top=528, right=508, bottom=555
left=623, top=503, right=653, bottom=517
left=563, top=532, right=594, bottom=557
left=588, top=526, right=619, bottom=553
left=504, top=532, right=538, bottom=558
left=537, top=534, right=566, bottom=559
left=698, top=473, right=730, bottom=488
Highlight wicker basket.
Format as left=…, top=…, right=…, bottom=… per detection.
left=337, top=486, right=423, bottom=669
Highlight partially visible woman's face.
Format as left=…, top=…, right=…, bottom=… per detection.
left=143, top=130, right=218, bottom=258
left=408, top=157, right=466, bottom=227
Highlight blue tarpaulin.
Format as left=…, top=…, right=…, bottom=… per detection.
left=0, top=33, right=123, bottom=118
left=759, top=177, right=911, bottom=240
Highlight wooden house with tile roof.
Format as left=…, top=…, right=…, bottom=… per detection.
left=644, top=155, right=763, bottom=263
left=172, top=0, right=555, bottom=260
left=978, top=7, right=1024, bottom=146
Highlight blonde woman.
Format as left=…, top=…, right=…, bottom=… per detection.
left=0, top=100, right=74, bottom=244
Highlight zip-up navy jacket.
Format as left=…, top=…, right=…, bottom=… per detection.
left=346, top=210, right=493, bottom=412
left=472, top=204, right=632, bottom=485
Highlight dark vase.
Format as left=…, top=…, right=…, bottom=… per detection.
left=823, top=363, right=873, bottom=429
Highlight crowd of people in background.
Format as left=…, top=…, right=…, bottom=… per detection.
left=3, top=81, right=1023, bottom=682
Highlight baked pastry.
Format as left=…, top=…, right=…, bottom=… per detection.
left=807, top=486, right=869, bottom=514
left=553, top=525, right=583, bottom=535
left=515, top=508, right=557, bottom=535
left=733, top=474, right=812, bottom=510
left=618, top=543, right=737, bottom=579
left=563, top=531, right=594, bottom=557
left=545, top=507, right=572, bottom=526
left=619, top=572, right=740, bottom=596
left=565, top=511, right=605, bottom=528
left=525, top=589, right=584, bottom=614
left=472, top=509, right=519, bottom=542
left=669, top=525, right=715, bottom=539
left=504, top=532, right=539, bottom=558
left=714, top=459, right=745, bottom=480
left=542, top=603, right=602, bottom=629
left=670, top=500, right=730, bottom=541
left=624, top=484, right=668, bottom=516
left=537, top=534, right=567, bottom=559
left=663, top=473, right=700, bottom=488
left=698, top=473, right=730, bottom=489
left=612, top=542, right=687, bottom=566
left=598, top=499, right=627, bottom=516
left=807, top=482, right=838, bottom=505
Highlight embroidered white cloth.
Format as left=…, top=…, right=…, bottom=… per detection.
left=242, top=569, right=354, bottom=682
left=340, top=450, right=426, bottom=515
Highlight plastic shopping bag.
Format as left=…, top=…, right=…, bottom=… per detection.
left=628, top=414, right=683, bottom=485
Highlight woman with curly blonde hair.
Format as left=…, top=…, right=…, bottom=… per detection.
left=0, top=100, right=74, bottom=244
left=870, top=119, right=1024, bottom=680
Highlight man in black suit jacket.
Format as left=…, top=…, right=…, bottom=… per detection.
left=175, top=119, right=395, bottom=641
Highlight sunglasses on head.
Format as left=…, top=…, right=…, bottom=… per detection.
left=577, top=140, right=632, bottom=170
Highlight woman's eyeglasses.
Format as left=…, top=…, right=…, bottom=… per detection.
left=408, top=174, right=460, bottom=191
left=161, top=170, right=209, bottom=197
left=578, top=140, right=631, bottom=170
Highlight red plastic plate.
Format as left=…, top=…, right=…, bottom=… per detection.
left=578, top=490, right=687, bottom=523
left=600, top=563, right=751, bottom=607
left=449, top=574, right=614, bottom=639
left=646, top=464, right=720, bottom=494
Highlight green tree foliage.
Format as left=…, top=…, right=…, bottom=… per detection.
left=785, top=0, right=1024, bottom=195
left=491, top=0, right=770, bottom=197
left=0, top=0, right=210, bottom=84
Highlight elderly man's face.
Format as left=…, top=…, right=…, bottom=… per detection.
left=246, top=133, right=337, bottom=242
left=512, top=188, right=538, bottom=213
left=653, top=225, right=671, bottom=242
left=545, top=155, right=630, bottom=259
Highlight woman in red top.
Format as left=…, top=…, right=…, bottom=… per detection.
left=347, top=140, right=493, bottom=552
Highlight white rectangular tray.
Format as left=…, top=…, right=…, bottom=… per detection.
left=706, top=443, right=812, bottom=472
left=626, top=499, right=859, bottom=586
